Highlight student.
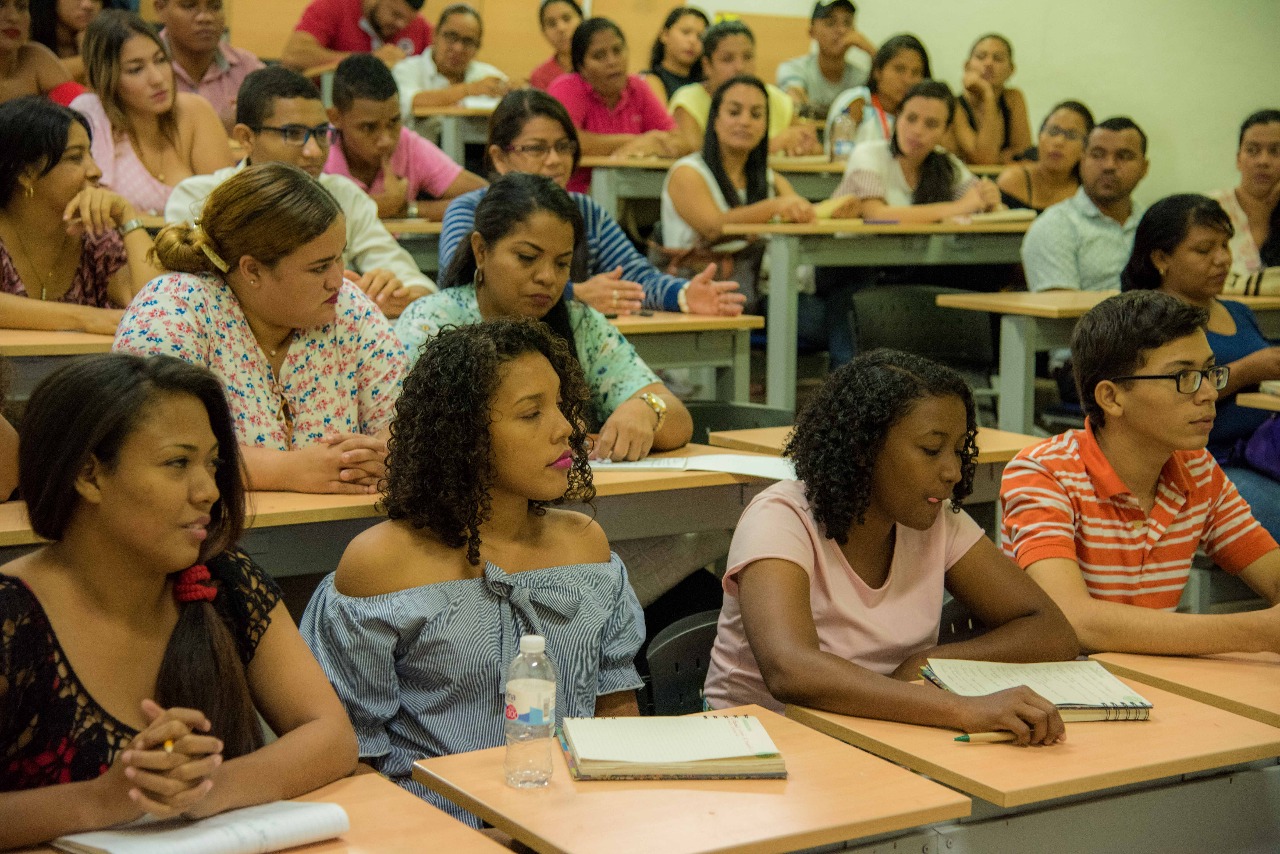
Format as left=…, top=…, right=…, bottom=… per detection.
left=824, top=33, right=929, bottom=149
left=153, top=0, right=265, bottom=134
left=28, top=0, right=100, bottom=84
left=1021, top=117, right=1149, bottom=292
left=398, top=172, right=692, bottom=462
left=71, top=11, right=233, bottom=215
left=704, top=349, right=1079, bottom=743
left=167, top=66, right=434, bottom=317
left=441, top=89, right=743, bottom=316
left=670, top=19, right=820, bottom=158
left=301, top=319, right=644, bottom=822
left=1002, top=290, right=1280, bottom=655
left=281, top=0, right=430, bottom=72
left=325, top=54, right=485, bottom=220
left=529, top=0, right=582, bottom=91
left=776, top=0, right=873, bottom=117
left=547, top=17, right=689, bottom=192
left=116, top=162, right=409, bottom=495
left=1120, top=194, right=1280, bottom=538
left=0, top=353, right=357, bottom=849
left=390, top=3, right=507, bottom=119
left=1209, top=109, right=1280, bottom=276
left=996, top=100, right=1093, bottom=213
left=0, top=97, right=161, bottom=333
left=640, top=6, right=708, bottom=104
left=948, top=34, right=1031, bottom=165
left=0, top=0, right=82, bottom=105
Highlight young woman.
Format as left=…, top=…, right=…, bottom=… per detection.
left=391, top=3, right=508, bottom=115
left=0, top=0, right=80, bottom=104
left=669, top=19, right=820, bottom=158
left=832, top=80, right=1001, bottom=224
left=114, top=162, right=409, bottom=495
left=1209, top=109, right=1280, bottom=275
left=1121, top=193, right=1280, bottom=538
left=301, top=319, right=645, bottom=824
left=948, top=34, right=1031, bottom=165
left=0, top=97, right=161, bottom=334
left=824, top=33, right=930, bottom=148
left=29, top=0, right=100, bottom=83
left=548, top=17, right=690, bottom=192
left=529, top=0, right=582, bottom=91
left=996, top=100, right=1093, bottom=213
left=441, top=89, right=743, bottom=317
left=703, top=349, right=1080, bottom=741
left=400, top=172, right=692, bottom=462
left=0, top=353, right=357, bottom=848
left=70, top=10, right=233, bottom=215
left=641, top=6, right=708, bottom=104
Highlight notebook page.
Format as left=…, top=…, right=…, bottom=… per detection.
left=924, top=659, right=1152, bottom=707
left=590, top=455, right=796, bottom=481
left=563, top=716, right=780, bottom=764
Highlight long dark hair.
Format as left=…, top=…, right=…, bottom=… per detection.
left=484, top=88, right=582, bottom=175
left=890, top=80, right=957, bottom=204
left=703, top=75, right=770, bottom=208
left=570, top=17, right=624, bottom=73
left=0, top=97, right=93, bottom=208
left=648, top=7, right=709, bottom=76
left=1121, top=194, right=1233, bottom=291
left=20, top=354, right=261, bottom=758
left=441, top=173, right=587, bottom=354
left=1240, top=109, right=1280, bottom=267
left=29, top=1, right=62, bottom=54
left=869, top=34, right=931, bottom=96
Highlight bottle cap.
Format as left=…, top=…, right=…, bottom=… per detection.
left=519, top=635, right=546, bottom=654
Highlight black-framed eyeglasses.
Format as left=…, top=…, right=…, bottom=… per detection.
left=1108, top=366, right=1230, bottom=395
left=254, top=123, right=337, bottom=147
left=505, top=140, right=578, bottom=159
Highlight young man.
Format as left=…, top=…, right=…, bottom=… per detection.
left=1021, top=117, right=1150, bottom=292
left=325, top=54, right=486, bottom=220
left=166, top=66, right=434, bottom=318
left=281, top=0, right=431, bottom=72
left=154, top=0, right=265, bottom=133
left=390, top=3, right=507, bottom=119
left=776, top=0, right=873, bottom=117
left=1001, top=290, right=1280, bottom=655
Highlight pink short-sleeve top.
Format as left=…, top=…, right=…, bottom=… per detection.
left=70, top=93, right=174, bottom=216
left=323, top=126, right=463, bottom=201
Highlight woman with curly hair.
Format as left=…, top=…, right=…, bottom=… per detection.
left=300, top=319, right=645, bottom=824
left=702, top=349, right=1080, bottom=744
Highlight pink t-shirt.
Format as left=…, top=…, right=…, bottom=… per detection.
left=323, top=125, right=462, bottom=201
left=703, top=479, right=985, bottom=713
left=295, top=0, right=431, bottom=56
left=547, top=72, right=676, bottom=192
left=163, top=31, right=265, bottom=134
left=529, top=55, right=568, bottom=91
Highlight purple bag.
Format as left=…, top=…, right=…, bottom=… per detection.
left=1245, top=414, right=1280, bottom=480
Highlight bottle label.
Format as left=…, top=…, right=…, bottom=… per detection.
left=833, top=139, right=854, bottom=157
left=505, top=678, right=555, bottom=726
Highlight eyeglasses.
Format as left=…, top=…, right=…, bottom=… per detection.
left=1043, top=125, right=1084, bottom=143
left=1108, top=366, right=1230, bottom=395
left=505, top=140, right=578, bottom=159
left=438, top=30, right=480, bottom=51
left=254, top=123, right=337, bottom=147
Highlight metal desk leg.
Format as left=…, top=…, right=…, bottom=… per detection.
left=591, top=167, right=620, bottom=220
left=765, top=235, right=800, bottom=410
left=719, top=329, right=751, bottom=403
left=997, top=314, right=1038, bottom=434
left=439, top=116, right=463, bottom=164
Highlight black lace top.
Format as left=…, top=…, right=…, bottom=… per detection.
left=0, top=551, right=281, bottom=791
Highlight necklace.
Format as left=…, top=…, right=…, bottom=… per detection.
left=4, top=218, right=71, bottom=301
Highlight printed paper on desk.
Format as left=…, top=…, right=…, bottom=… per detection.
left=591, top=454, right=796, bottom=481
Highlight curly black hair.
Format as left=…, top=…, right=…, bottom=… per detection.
left=382, top=319, right=596, bottom=565
left=785, top=349, right=978, bottom=545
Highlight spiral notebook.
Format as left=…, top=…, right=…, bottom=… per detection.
left=921, top=659, right=1153, bottom=722
left=559, top=715, right=787, bottom=780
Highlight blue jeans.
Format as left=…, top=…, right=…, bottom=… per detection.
left=1221, top=465, right=1280, bottom=542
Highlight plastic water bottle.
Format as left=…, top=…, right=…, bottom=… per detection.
left=503, top=635, right=557, bottom=788
left=829, top=111, right=857, bottom=161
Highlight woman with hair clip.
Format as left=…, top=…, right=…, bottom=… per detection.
left=70, top=10, right=233, bottom=215
left=824, top=33, right=930, bottom=149
left=301, top=319, right=645, bottom=824
left=640, top=6, right=708, bottom=103
left=400, top=172, right=691, bottom=462
left=440, top=88, right=743, bottom=317
left=1209, top=109, right=1280, bottom=276
left=29, top=0, right=101, bottom=83
left=529, top=0, right=582, bottom=91
left=0, top=353, right=357, bottom=849
left=0, top=96, right=162, bottom=334
left=947, top=34, right=1031, bottom=165
left=114, top=162, right=408, bottom=495
left=996, top=100, right=1093, bottom=213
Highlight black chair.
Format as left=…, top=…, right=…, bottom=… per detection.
left=938, top=596, right=987, bottom=645
left=684, top=401, right=795, bottom=445
left=644, top=609, right=721, bottom=715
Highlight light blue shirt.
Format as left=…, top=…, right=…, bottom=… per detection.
left=1021, top=186, right=1144, bottom=292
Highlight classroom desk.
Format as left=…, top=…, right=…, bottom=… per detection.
left=0, top=329, right=113, bottom=398
left=382, top=217, right=442, bottom=275
left=1094, top=651, right=1280, bottom=729
left=937, top=291, right=1280, bottom=433
left=718, top=220, right=1029, bottom=410
left=1238, top=391, right=1280, bottom=412
left=613, top=312, right=763, bottom=402
left=304, top=60, right=341, bottom=107
left=788, top=680, right=1280, bottom=853
left=411, top=704, right=970, bottom=854
left=411, top=105, right=493, bottom=164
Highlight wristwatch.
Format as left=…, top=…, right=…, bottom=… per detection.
left=639, top=392, right=667, bottom=432
left=118, top=218, right=147, bottom=236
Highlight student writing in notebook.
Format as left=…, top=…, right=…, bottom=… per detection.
left=0, top=354, right=357, bottom=848
left=703, top=350, right=1079, bottom=745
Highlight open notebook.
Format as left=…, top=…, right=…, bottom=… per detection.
left=922, top=659, right=1153, bottom=722
left=589, top=454, right=795, bottom=481
left=559, top=715, right=787, bottom=780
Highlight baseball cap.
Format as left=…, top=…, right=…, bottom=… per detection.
left=812, top=0, right=856, bottom=21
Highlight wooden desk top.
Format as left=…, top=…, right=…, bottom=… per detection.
left=939, top=290, right=1280, bottom=319
left=303, top=59, right=341, bottom=78
left=411, top=105, right=494, bottom=118
left=0, top=329, right=113, bottom=356
left=381, top=218, right=443, bottom=235
left=708, top=426, right=1038, bottom=465
left=723, top=219, right=1031, bottom=236
left=1237, top=392, right=1280, bottom=412
left=787, top=676, right=1280, bottom=808
left=1093, top=652, right=1280, bottom=729
left=411, top=705, right=969, bottom=854
left=611, top=311, right=763, bottom=334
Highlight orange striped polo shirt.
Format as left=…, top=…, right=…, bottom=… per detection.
left=1000, top=421, right=1277, bottom=611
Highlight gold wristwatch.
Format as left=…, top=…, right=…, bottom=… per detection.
left=639, top=392, right=667, bottom=432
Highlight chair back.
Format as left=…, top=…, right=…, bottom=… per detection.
left=849, top=285, right=995, bottom=372
left=645, top=609, right=722, bottom=715
left=684, top=401, right=795, bottom=445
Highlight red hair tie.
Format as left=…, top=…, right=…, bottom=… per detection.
left=173, top=564, right=217, bottom=604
